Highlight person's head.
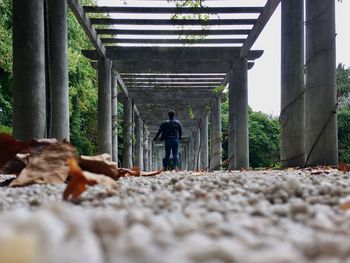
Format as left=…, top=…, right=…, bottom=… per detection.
left=168, top=110, right=175, bottom=120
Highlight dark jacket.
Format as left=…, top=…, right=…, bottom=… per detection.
left=154, top=119, right=182, bottom=141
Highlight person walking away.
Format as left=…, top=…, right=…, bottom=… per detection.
left=153, top=110, right=182, bottom=171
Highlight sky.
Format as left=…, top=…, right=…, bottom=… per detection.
left=97, top=0, right=350, bottom=116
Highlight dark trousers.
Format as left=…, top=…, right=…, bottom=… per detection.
left=163, top=138, right=179, bottom=169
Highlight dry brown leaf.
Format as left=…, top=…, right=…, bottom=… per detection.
left=0, top=133, right=30, bottom=169
left=81, top=170, right=118, bottom=193
left=79, top=156, right=159, bottom=178
left=338, top=162, right=350, bottom=173
left=339, top=201, right=350, bottom=211
left=0, top=154, right=28, bottom=175
left=79, top=154, right=121, bottom=180
left=191, top=172, right=205, bottom=176
left=140, top=170, right=162, bottom=177
left=0, top=133, right=58, bottom=171
left=10, top=142, right=77, bottom=187
left=118, top=166, right=140, bottom=177
left=285, top=167, right=296, bottom=172
left=63, top=158, right=97, bottom=201
left=310, top=169, right=323, bottom=175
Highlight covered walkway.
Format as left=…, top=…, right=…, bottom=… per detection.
left=11, top=0, right=338, bottom=170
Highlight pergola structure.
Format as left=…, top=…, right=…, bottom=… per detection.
left=11, top=0, right=338, bottom=171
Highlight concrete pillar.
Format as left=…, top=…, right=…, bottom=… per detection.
left=13, top=0, right=46, bottom=140
left=280, top=0, right=305, bottom=167
left=154, top=149, right=158, bottom=170
left=183, top=144, right=188, bottom=171
left=48, top=0, right=69, bottom=140
left=194, top=128, right=201, bottom=171
left=228, top=59, right=249, bottom=169
left=186, top=143, right=190, bottom=171
left=143, top=128, right=149, bottom=171
left=132, top=109, right=136, bottom=164
left=123, top=98, right=133, bottom=168
left=305, top=0, right=338, bottom=166
left=111, top=71, right=118, bottom=162
left=200, top=115, right=209, bottom=170
left=188, top=136, right=194, bottom=170
left=157, top=147, right=162, bottom=170
left=97, top=58, right=112, bottom=154
left=148, top=136, right=153, bottom=170
left=135, top=115, right=143, bottom=169
left=210, top=97, right=222, bottom=170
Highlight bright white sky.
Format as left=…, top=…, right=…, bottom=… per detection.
left=97, top=0, right=350, bottom=116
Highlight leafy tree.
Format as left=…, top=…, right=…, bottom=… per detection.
left=337, top=63, right=350, bottom=163
left=338, top=108, right=350, bottom=163
left=0, top=0, right=13, bottom=128
left=248, top=110, right=280, bottom=168
left=221, top=94, right=280, bottom=169
left=337, top=63, right=350, bottom=106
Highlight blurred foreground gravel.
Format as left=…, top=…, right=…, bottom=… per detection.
left=1, top=169, right=350, bottom=263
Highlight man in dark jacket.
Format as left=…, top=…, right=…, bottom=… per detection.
left=154, top=110, right=182, bottom=171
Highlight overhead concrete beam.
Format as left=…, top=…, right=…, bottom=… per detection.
left=128, top=89, right=222, bottom=99
left=132, top=97, right=214, bottom=105
left=241, top=0, right=281, bottom=57
left=68, top=0, right=106, bottom=57
left=99, top=47, right=263, bottom=61
left=115, top=61, right=230, bottom=74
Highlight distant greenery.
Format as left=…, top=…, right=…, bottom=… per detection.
left=221, top=96, right=280, bottom=169
left=248, top=110, right=280, bottom=168
left=337, top=63, right=350, bottom=163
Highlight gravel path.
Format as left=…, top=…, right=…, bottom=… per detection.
left=1, top=170, right=350, bottom=263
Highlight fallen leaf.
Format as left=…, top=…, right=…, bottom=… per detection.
left=339, top=202, right=350, bottom=211
left=140, top=170, right=162, bottom=177
left=0, top=154, right=28, bottom=175
left=81, top=170, right=118, bottom=193
left=191, top=172, right=205, bottom=176
left=338, top=162, right=350, bottom=173
left=79, top=154, right=121, bottom=180
left=118, top=166, right=140, bottom=177
left=310, top=169, right=323, bottom=175
left=63, top=158, right=97, bottom=201
left=64, top=158, right=118, bottom=201
left=10, top=142, right=77, bottom=187
left=0, top=133, right=57, bottom=170
left=285, top=167, right=296, bottom=172
left=0, top=133, right=29, bottom=169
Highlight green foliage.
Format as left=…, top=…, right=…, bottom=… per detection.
left=0, top=0, right=12, bottom=128
left=221, top=93, right=280, bottom=169
left=0, top=68, right=12, bottom=126
left=248, top=110, right=280, bottom=168
left=170, top=0, right=209, bottom=42
left=337, top=63, right=350, bottom=163
left=0, top=0, right=12, bottom=73
left=338, top=107, right=350, bottom=163
left=212, top=85, right=225, bottom=94
left=0, top=124, right=11, bottom=134
left=337, top=63, right=350, bottom=99
left=67, top=4, right=98, bottom=155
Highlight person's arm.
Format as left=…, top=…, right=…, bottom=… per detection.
left=154, top=123, right=163, bottom=141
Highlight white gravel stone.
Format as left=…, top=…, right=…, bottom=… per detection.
left=1, top=170, right=350, bottom=262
